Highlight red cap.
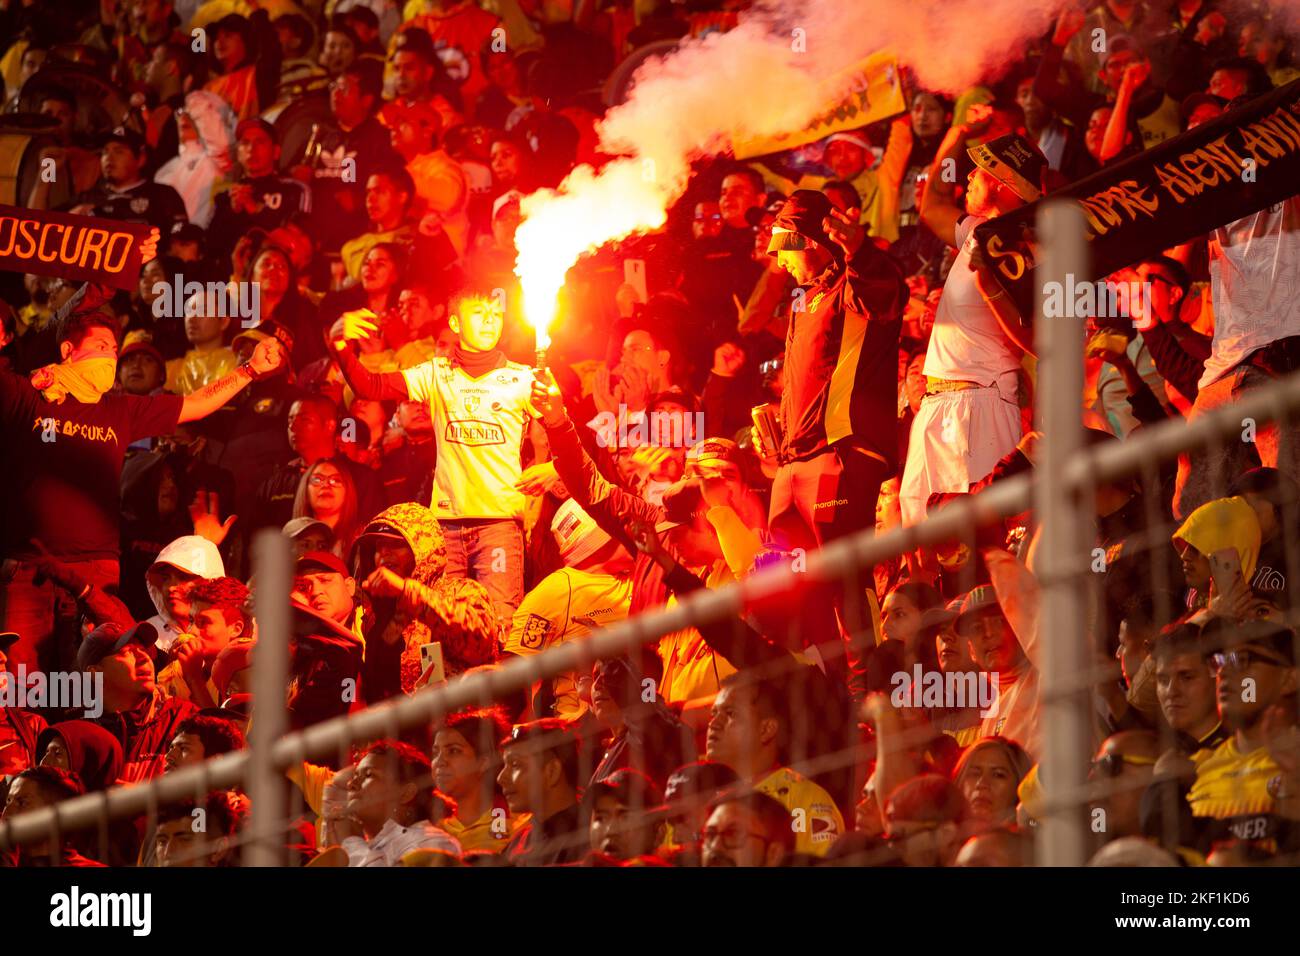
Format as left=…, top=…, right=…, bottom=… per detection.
left=295, top=551, right=350, bottom=577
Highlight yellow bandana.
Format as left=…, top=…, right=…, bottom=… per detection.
left=30, top=356, right=117, bottom=404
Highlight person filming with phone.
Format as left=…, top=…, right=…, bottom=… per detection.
left=1172, top=495, right=1280, bottom=624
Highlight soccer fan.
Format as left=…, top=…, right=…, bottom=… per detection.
left=332, top=294, right=536, bottom=631
left=337, top=740, right=462, bottom=866
left=585, top=768, right=666, bottom=863
left=0, top=310, right=283, bottom=678
left=1, top=767, right=104, bottom=867
left=700, top=791, right=796, bottom=867
left=206, top=119, right=313, bottom=263
left=152, top=791, right=243, bottom=867
left=498, top=719, right=586, bottom=866
left=79, top=622, right=198, bottom=783
left=899, top=118, right=1046, bottom=526
left=704, top=674, right=844, bottom=857
left=432, top=708, right=515, bottom=853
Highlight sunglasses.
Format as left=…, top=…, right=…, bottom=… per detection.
left=1211, top=649, right=1289, bottom=672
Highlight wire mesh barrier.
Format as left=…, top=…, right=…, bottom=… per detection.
left=4, top=332, right=1300, bottom=867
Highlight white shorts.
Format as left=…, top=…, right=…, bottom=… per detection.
left=899, top=384, right=1023, bottom=526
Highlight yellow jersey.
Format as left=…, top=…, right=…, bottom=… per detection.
left=442, top=806, right=519, bottom=853
left=757, top=766, right=844, bottom=857
left=402, top=357, right=535, bottom=521
left=505, top=568, right=633, bottom=719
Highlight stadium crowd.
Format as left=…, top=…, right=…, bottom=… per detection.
left=1, top=0, right=1300, bottom=868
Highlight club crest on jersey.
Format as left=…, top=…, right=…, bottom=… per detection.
left=130, top=198, right=149, bottom=214
left=463, top=395, right=480, bottom=413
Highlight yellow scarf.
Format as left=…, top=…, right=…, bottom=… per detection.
left=30, top=356, right=117, bottom=404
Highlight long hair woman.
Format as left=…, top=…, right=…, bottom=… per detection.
left=292, top=457, right=361, bottom=555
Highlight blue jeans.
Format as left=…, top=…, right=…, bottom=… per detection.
left=441, top=519, right=525, bottom=635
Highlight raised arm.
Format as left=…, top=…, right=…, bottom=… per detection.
left=919, top=115, right=980, bottom=248
left=529, top=369, right=662, bottom=542
left=969, top=232, right=1035, bottom=354
left=178, top=335, right=285, bottom=423
left=982, top=547, right=1042, bottom=669
left=1100, top=62, right=1147, bottom=164
left=330, top=310, right=411, bottom=401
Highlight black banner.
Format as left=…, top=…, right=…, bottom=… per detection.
left=973, top=79, right=1300, bottom=321
left=0, top=204, right=154, bottom=291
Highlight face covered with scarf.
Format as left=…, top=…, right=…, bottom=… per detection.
left=30, top=321, right=119, bottom=404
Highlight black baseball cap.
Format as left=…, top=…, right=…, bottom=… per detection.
left=75, top=621, right=158, bottom=671
left=236, top=116, right=280, bottom=145
left=767, top=189, right=834, bottom=255
left=968, top=133, right=1048, bottom=202
left=656, top=478, right=710, bottom=533
left=99, top=126, right=146, bottom=154
left=0, top=631, right=19, bottom=652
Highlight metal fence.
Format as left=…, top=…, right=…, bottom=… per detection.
left=3, top=201, right=1300, bottom=866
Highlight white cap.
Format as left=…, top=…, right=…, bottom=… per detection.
left=551, top=499, right=613, bottom=568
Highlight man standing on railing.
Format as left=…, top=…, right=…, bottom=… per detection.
left=899, top=115, right=1046, bottom=527
left=1173, top=195, right=1300, bottom=519
left=762, top=188, right=908, bottom=571
left=758, top=187, right=908, bottom=679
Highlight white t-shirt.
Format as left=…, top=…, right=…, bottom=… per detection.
left=342, top=818, right=462, bottom=866
left=402, top=357, right=535, bottom=520
left=923, top=216, right=1021, bottom=386
left=1200, top=197, right=1300, bottom=389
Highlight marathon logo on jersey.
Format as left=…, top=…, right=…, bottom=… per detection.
left=445, top=418, right=505, bottom=445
